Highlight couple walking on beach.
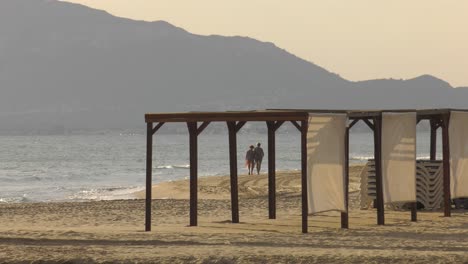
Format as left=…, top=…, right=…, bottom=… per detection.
left=245, top=143, right=264, bottom=175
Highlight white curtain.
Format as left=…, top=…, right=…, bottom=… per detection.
left=382, top=112, right=417, bottom=203
left=307, top=114, right=347, bottom=214
left=449, top=111, right=468, bottom=199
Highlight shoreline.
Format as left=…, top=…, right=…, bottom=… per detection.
left=0, top=165, right=366, bottom=205
left=0, top=165, right=366, bottom=204
left=135, top=164, right=366, bottom=201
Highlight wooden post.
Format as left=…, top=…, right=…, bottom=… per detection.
left=411, top=118, right=424, bottom=222
left=301, top=119, right=308, bottom=233
left=430, top=119, right=438, bottom=160
left=267, top=121, right=276, bottom=219
left=145, top=122, right=153, bottom=232
left=373, top=116, right=385, bottom=225
left=340, top=118, right=359, bottom=229
left=411, top=203, right=417, bottom=222
left=442, top=114, right=451, bottom=217
left=187, top=122, right=198, bottom=226
left=341, top=126, right=350, bottom=229
left=227, top=121, right=240, bottom=223
left=423, top=118, right=438, bottom=221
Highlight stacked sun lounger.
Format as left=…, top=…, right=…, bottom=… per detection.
left=361, top=160, right=443, bottom=210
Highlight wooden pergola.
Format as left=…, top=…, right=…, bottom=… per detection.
left=145, top=109, right=458, bottom=233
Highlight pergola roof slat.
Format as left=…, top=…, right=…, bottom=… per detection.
left=145, top=108, right=465, bottom=123
left=145, top=111, right=309, bottom=123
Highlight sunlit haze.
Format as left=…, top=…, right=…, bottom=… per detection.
left=64, top=0, right=468, bottom=87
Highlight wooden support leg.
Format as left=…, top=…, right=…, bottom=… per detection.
left=187, top=122, right=198, bottom=226
left=411, top=203, right=417, bottom=222
left=411, top=120, right=420, bottom=222
left=267, top=121, right=276, bottom=219
left=442, top=115, right=451, bottom=217
left=416, top=119, right=438, bottom=222
left=145, top=122, right=153, bottom=232
left=301, top=120, right=308, bottom=233
left=373, top=117, right=385, bottom=225
left=227, top=122, right=240, bottom=223
left=430, top=119, right=438, bottom=161
left=341, top=126, right=350, bottom=229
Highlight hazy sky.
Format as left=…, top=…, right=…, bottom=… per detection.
left=65, top=0, right=468, bottom=87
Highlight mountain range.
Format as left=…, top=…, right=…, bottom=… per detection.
left=1, top=0, right=467, bottom=133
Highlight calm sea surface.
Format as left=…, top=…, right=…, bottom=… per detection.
left=0, top=130, right=442, bottom=203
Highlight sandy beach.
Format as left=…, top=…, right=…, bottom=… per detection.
left=1, top=165, right=467, bottom=263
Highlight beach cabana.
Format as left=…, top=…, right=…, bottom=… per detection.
left=144, top=109, right=467, bottom=233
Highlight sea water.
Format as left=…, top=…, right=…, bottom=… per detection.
left=0, top=130, right=442, bottom=203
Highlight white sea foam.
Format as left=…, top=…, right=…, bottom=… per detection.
left=155, top=164, right=190, bottom=169
left=0, top=194, right=31, bottom=203
left=68, top=186, right=144, bottom=201
left=350, top=155, right=375, bottom=161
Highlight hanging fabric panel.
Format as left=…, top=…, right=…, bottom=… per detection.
left=449, top=111, right=468, bottom=199
left=381, top=112, right=417, bottom=203
left=307, top=114, right=347, bottom=214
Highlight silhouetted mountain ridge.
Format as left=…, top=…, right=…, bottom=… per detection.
left=0, top=0, right=466, bottom=133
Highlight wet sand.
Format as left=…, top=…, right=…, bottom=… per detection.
left=1, top=165, right=467, bottom=263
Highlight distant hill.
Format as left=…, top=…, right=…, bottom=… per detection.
left=0, top=0, right=466, bottom=133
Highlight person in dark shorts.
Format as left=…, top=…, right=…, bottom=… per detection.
left=254, top=142, right=264, bottom=175
left=245, top=145, right=255, bottom=175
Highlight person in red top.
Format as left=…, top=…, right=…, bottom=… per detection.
left=245, top=145, right=255, bottom=175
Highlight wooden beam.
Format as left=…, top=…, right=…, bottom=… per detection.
left=373, top=116, right=385, bottom=225
left=197, top=121, right=210, bottom=136
left=442, top=114, right=451, bottom=217
left=146, top=109, right=466, bottom=123
left=430, top=119, right=438, bottom=160
left=273, top=121, right=285, bottom=131
left=235, top=121, right=246, bottom=133
left=145, top=122, right=153, bottom=232
left=152, top=122, right=165, bottom=135
left=301, top=120, right=308, bottom=233
left=430, top=118, right=442, bottom=130
left=363, top=119, right=375, bottom=131
left=348, top=119, right=359, bottom=129
left=269, top=108, right=453, bottom=119
left=227, top=121, right=240, bottom=223
left=266, top=121, right=276, bottom=219
left=291, top=120, right=302, bottom=132
left=146, top=111, right=308, bottom=123
left=341, top=126, right=350, bottom=229
left=187, top=122, right=198, bottom=226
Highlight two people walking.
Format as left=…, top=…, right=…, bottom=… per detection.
left=245, top=143, right=264, bottom=175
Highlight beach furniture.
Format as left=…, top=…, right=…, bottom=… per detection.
left=363, top=160, right=444, bottom=210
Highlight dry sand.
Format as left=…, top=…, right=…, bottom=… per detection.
left=1, top=165, right=467, bottom=263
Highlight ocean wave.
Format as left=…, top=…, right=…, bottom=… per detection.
left=155, top=164, right=190, bottom=170
left=0, top=174, right=69, bottom=183
left=350, top=155, right=374, bottom=161
left=119, top=133, right=143, bottom=136
left=0, top=194, right=33, bottom=203
left=68, top=186, right=144, bottom=201
left=416, top=155, right=442, bottom=160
